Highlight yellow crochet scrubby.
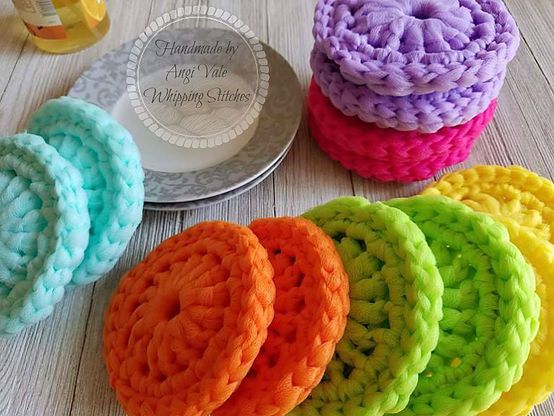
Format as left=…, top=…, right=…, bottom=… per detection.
left=422, top=165, right=554, bottom=244
left=423, top=165, right=554, bottom=416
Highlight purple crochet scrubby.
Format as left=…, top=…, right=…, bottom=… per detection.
left=311, top=49, right=505, bottom=133
left=313, top=0, right=520, bottom=97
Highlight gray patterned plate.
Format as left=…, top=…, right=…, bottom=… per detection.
left=69, top=37, right=302, bottom=203
left=143, top=143, right=291, bottom=211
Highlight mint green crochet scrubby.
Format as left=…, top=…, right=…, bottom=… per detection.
left=0, top=134, right=90, bottom=335
left=386, top=195, right=540, bottom=416
left=293, top=197, right=444, bottom=416
left=28, top=97, right=144, bottom=286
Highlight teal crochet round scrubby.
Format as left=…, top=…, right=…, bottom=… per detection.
left=28, top=97, right=144, bottom=286
left=386, top=195, right=541, bottom=416
left=0, top=133, right=90, bottom=335
left=292, top=197, right=444, bottom=416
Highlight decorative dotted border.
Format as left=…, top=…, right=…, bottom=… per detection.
left=127, top=6, right=270, bottom=148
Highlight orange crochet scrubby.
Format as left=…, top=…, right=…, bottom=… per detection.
left=103, top=221, right=276, bottom=416
left=214, top=217, right=350, bottom=416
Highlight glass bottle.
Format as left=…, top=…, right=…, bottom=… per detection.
left=11, top=0, right=110, bottom=54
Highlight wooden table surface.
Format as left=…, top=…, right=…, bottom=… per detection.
left=1, top=0, right=554, bottom=415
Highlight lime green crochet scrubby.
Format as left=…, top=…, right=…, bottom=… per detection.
left=385, top=195, right=541, bottom=416
left=0, top=134, right=90, bottom=335
left=292, top=197, right=444, bottom=416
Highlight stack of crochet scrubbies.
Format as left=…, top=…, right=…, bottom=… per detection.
left=294, top=197, right=444, bottom=415
left=0, top=134, right=90, bottom=335
left=308, top=82, right=497, bottom=182
left=103, top=181, right=549, bottom=416
left=28, top=97, right=145, bottom=286
left=214, top=218, right=350, bottom=416
left=308, top=0, right=520, bottom=182
left=104, top=222, right=277, bottom=416
left=291, top=195, right=539, bottom=416
left=104, top=218, right=350, bottom=416
left=387, top=195, right=539, bottom=416
left=0, top=97, right=144, bottom=335
left=423, top=165, right=554, bottom=415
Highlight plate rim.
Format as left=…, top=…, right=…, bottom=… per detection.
left=143, top=143, right=292, bottom=211
left=68, top=35, right=302, bottom=204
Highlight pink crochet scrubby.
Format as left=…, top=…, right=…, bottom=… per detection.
left=308, top=80, right=497, bottom=182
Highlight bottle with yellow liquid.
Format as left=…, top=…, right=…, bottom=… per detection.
left=11, top=0, right=110, bottom=54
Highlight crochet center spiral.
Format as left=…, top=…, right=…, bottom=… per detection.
left=313, top=0, right=520, bottom=95
left=291, top=197, right=443, bottom=416
left=103, top=222, right=275, bottom=416
left=214, top=217, right=349, bottom=416
left=386, top=196, right=540, bottom=416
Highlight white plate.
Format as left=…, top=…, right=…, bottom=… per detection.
left=69, top=32, right=302, bottom=203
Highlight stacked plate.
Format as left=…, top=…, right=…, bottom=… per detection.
left=69, top=37, right=302, bottom=211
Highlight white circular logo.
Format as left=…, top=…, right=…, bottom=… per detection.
left=127, top=6, right=269, bottom=148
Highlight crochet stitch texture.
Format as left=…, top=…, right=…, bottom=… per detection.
left=386, top=195, right=540, bottom=416
left=0, top=134, right=89, bottom=335
left=103, top=221, right=275, bottom=416
left=307, top=81, right=496, bottom=182
left=214, top=217, right=350, bottom=416
left=313, top=0, right=520, bottom=96
left=422, top=165, right=554, bottom=245
left=311, top=50, right=505, bottom=133
left=28, top=96, right=144, bottom=286
left=423, top=165, right=554, bottom=415
left=292, top=197, right=443, bottom=416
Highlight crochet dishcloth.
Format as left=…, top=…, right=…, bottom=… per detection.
left=214, top=217, right=350, bottom=416
left=0, top=134, right=89, bottom=335
left=308, top=81, right=496, bottom=182
left=421, top=165, right=554, bottom=245
left=385, top=195, right=540, bottom=416
left=313, top=0, right=520, bottom=96
left=422, top=167, right=554, bottom=415
left=311, top=50, right=505, bottom=133
left=28, top=96, right=144, bottom=286
left=290, top=197, right=443, bottom=416
left=103, top=221, right=275, bottom=416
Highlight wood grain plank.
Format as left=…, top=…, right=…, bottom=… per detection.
left=0, top=5, right=28, bottom=79
left=534, top=397, right=554, bottom=416
left=0, top=2, right=28, bottom=110
left=0, top=287, right=94, bottom=416
left=504, top=0, right=554, bottom=90
left=269, top=0, right=354, bottom=217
